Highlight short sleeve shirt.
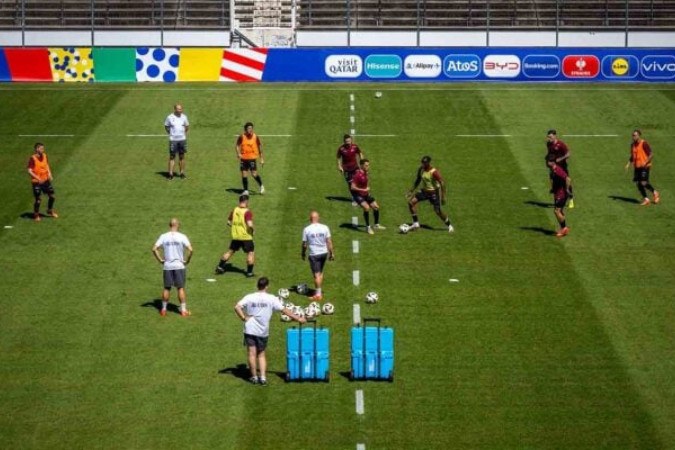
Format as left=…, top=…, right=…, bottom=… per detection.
left=165, top=113, right=189, bottom=142
left=302, top=223, right=332, bottom=256
left=351, top=169, right=368, bottom=194
left=154, top=231, right=191, bottom=270
left=237, top=292, right=284, bottom=337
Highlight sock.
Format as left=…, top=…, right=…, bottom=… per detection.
left=363, top=211, right=370, bottom=227
left=638, top=184, right=648, bottom=198
left=316, top=288, right=322, bottom=295
left=645, top=183, right=655, bottom=193
left=218, top=259, right=228, bottom=269
left=47, top=197, right=55, bottom=211
left=412, top=214, right=419, bottom=223
left=568, top=186, right=574, bottom=198
left=373, top=209, right=380, bottom=225
left=242, top=178, right=249, bottom=191
left=445, top=217, right=451, bottom=226
left=254, top=175, right=263, bottom=186
left=162, top=301, right=168, bottom=310
left=247, top=264, right=254, bottom=274
left=180, top=303, right=186, bottom=312
left=561, top=220, right=566, bottom=228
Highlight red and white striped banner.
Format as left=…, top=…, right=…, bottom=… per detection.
left=220, top=48, right=269, bottom=82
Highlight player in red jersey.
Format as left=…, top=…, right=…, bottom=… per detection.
left=546, top=129, right=574, bottom=208
left=350, top=159, right=385, bottom=235
left=336, top=134, right=364, bottom=199
left=546, top=155, right=572, bottom=237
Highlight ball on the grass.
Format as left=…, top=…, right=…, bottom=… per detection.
left=375, top=91, right=382, bottom=98
left=365, top=291, right=379, bottom=304
left=280, top=313, right=291, bottom=322
left=278, top=288, right=290, bottom=299
left=399, top=223, right=410, bottom=234
left=322, top=302, right=335, bottom=315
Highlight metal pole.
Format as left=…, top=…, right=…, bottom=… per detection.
left=160, top=0, right=164, bottom=46
left=416, top=0, right=421, bottom=47
left=346, top=0, right=351, bottom=47
left=555, top=0, right=559, bottom=47
left=230, top=0, right=236, bottom=33
left=21, top=0, right=25, bottom=47
left=91, top=0, right=95, bottom=47
left=291, top=0, right=297, bottom=31
left=624, top=0, right=629, bottom=47
left=486, top=0, right=490, bottom=47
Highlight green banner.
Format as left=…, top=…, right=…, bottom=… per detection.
left=92, top=47, right=136, bottom=82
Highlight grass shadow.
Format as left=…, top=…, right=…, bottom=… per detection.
left=20, top=212, right=40, bottom=220
left=226, top=188, right=246, bottom=195
left=326, top=195, right=353, bottom=203
left=215, top=264, right=249, bottom=276
left=340, top=223, right=362, bottom=232
left=218, top=364, right=251, bottom=382
left=524, top=200, right=553, bottom=208
left=520, top=226, right=556, bottom=236
left=155, top=171, right=172, bottom=179
left=608, top=195, right=639, bottom=204
left=140, top=299, right=180, bottom=315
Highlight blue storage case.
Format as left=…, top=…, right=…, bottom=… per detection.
left=286, top=320, right=330, bottom=382
left=351, top=318, right=394, bottom=381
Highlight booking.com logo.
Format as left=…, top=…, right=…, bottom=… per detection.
left=364, top=55, right=402, bottom=78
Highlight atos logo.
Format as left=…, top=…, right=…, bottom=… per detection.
left=522, top=55, right=560, bottom=79
left=601, top=55, right=639, bottom=79
left=640, top=55, right=675, bottom=80
left=483, top=55, right=521, bottom=78
left=443, top=54, right=481, bottom=78
left=562, top=55, right=600, bottom=78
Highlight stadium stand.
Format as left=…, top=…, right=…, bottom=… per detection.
left=0, top=0, right=673, bottom=30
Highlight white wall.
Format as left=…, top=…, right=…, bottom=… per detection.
left=557, top=32, right=626, bottom=47
left=488, top=31, right=557, bottom=47
left=0, top=31, right=21, bottom=46
left=628, top=32, right=675, bottom=47
left=420, top=31, right=486, bottom=47
left=350, top=31, right=417, bottom=47
left=295, top=31, right=348, bottom=46
left=163, top=31, right=230, bottom=47
left=25, top=31, right=92, bottom=47
left=93, top=31, right=162, bottom=46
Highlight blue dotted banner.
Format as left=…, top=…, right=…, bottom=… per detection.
left=136, top=47, right=179, bottom=82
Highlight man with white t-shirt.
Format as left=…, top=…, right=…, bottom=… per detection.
left=152, top=218, right=193, bottom=317
left=235, top=277, right=305, bottom=385
left=164, top=103, right=190, bottom=180
left=301, top=210, right=334, bottom=301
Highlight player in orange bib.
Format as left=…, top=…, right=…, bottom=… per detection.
left=27, top=143, right=58, bottom=222
left=624, top=129, right=660, bottom=206
left=236, top=122, right=265, bottom=195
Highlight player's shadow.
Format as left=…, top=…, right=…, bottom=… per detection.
left=519, top=226, right=557, bottom=236
left=524, top=200, right=553, bottom=208
left=608, top=195, right=639, bottom=204
left=218, top=364, right=251, bottom=381
left=215, top=264, right=249, bottom=276
left=155, top=171, right=172, bottom=179
left=140, top=298, right=180, bottom=314
left=326, top=195, right=353, bottom=203
left=226, top=188, right=246, bottom=195
left=340, top=223, right=363, bottom=232
left=20, top=212, right=41, bottom=219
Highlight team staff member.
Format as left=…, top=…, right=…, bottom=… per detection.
left=407, top=156, right=454, bottom=233
left=215, top=195, right=256, bottom=278
left=235, top=277, right=306, bottom=386
left=152, top=218, right=193, bottom=317
left=546, top=129, right=574, bottom=208
left=350, top=159, right=385, bottom=235
left=625, top=129, right=660, bottom=206
left=337, top=134, right=364, bottom=196
left=236, top=122, right=264, bottom=195
left=546, top=156, right=573, bottom=237
left=27, top=142, right=58, bottom=222
left=301, top=211, right=334, bottom=301
left=164, top=103, right=189, bottom=180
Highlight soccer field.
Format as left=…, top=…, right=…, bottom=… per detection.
left=0, top=83, right=673, bottom=449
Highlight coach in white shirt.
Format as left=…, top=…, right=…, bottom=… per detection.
left=164, top=103, right=190, bottom=180
left=301, top=210, right=334, bottom=301
left=152, top=218, right=193, bottom=317
left=235, top=277, right=305, bottom=385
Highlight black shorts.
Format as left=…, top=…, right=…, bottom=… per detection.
left=240, top=159, right=257, bottom=172
left=32, top=181, right=55, bottom=197
left=415, top=190, right=441, bottom=209
left=633, top=167, right=650, bottom=182
left=351, top=191, right=375, bottom=205
left=554, top=195, right=568, bottom=209
left=343, top=169, right=357, bottom=183
left=244, top=334, right=268, bottom=352
left=169, top=140, right=187, bottom=157
left=229, top=239, right=255, bottom=253
left=309, top=253, right=328, bottom=274
left=163, top=269, right=186, bottom=289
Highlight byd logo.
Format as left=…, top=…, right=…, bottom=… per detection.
left=483, top=55, right=521, bottom=78
left=641, top=55, right=675, bottom=80
left=562, top=55, right=600, bottom=78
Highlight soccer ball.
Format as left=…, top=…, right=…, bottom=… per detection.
left=309, top=301, right=321, bottom=311
left=278, top=288, right=290, bottom=300
left=304, top=306, right=317, bottom=319
left=280, top=313, right=291, bottom=322
left=292, top=305, right=305, bottom=317
left=399, top=224, right=410, bottom=234
left=284, top=301, right=295, bottom=310
left=365, top=291, right=379, bottom=304
left=322, top=302, right=335, bottom=315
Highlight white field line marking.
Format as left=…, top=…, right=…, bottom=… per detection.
left=355, top=390, right=365, bottom=415
left=521, top=186, right=529, bottom=190
left=352, top=240, right=360, bottom=254
left=564, top=134, right=619, bottom=137
left=19, top=134, right=74, bottom=137
left=353, top=304, right=361, bottom=325
left=350, top=93, right=355, bottom=101
left=350, top=129, right=356, bottom=135
left=4, top=225, right=13, bottom=229
left=354, top=134, right=397, bottom=137
left=229, top=134, right=293, bottom=137
left=357, top=444, right=366, bottom=450
left=456, top=134, right=511, bottom=137
left=287, top=186, right=297, bottom=190
left=350, top=116, right=355, bottom=124
left=350, top=104, right=355, bottom=111
left=353, top=270, right=360, bottom=286
left=352, top=216, right=358, bottom=226
left=449, top=278, right=460, bottom=283
left=205, top=278, right=216, bottom=282
left=126, top=134, right=165, bottom=137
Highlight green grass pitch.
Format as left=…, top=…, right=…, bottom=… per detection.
left=0, top=83, right=673, bottom=449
